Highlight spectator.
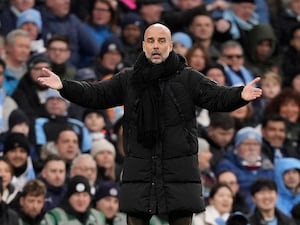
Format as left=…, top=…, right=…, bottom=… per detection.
left=3, top=132, right=35, bottom=191
left=4, top=29, right=31, bottom=95
left=172, top=32, right=192, bottom=57
left=43, top=175, right=105, bottom=225
left=186, top=43, right=210, bottom=74
left=217, top=170, right=250, bottom=214
left=229, top=103, right=258, bottom=130
left=249, top=178, right=296, bottom=225
left=204, top=63, right=227, bottom=86
left=0, top=174, right=19, bottom=225
left=275, top=157, right=300, bottom=216
left=16, top=8, right=46, bottom=54
left=12, top=53, right=51, bottom=123
left=0, top=157, right=18, bottom=205
left=193, top=183, right=234, bottom=225
left=0, top=58, right=18, bottom=132
left=94, top=181, right=126, bottom=225
left=216, top=126, right=274, bottom=209
left=34, top=89, right=92, bottom=152
left=13, top=179, right=47, bottom=225
left=45, top=35, right=76, bottom=81
left=218, top=40, right=255, bottom=87
left=39, top=154, right=66, bottom=211
left=0, top=0, right=35, bottom=36
left=39, top=0, right=99, bottom=68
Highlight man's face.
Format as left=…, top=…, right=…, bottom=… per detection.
left=45, top=0, right=70, bottom=17
left=42, top=160, right=66, bottom=187
left=177, top=0, right=203, bottom=10
left=6, top=35, right=31, bottom=64
left=71, top=158, right=97, bottom=186
left=220, top=46, right=244, bottom=71
left=142, top=24, right=173, bottom=64
left=55, top=130, right=79, bottom=161
left=207, top=127, right=235, bottom=148
left=47, top=40, right=70, bottom=64
left=69, top=192, right=91, bottom=213
left=252, top=188, right=277, bottom=212
left=261, top=120, right=286, bottom=148
left=283, top=169, right=300, bottom=190
left=218, top=171, right=240, bottom=195
left=101, top=50, right=122, bottom=71
left=256, top=40, right=272, bottom=61
left=45, top=97, right=69, bottom=116
left=20, top=195, right=45, bottom=218
left=5, top=147, right=28, bottom=168
left=122, top=24, right=142, bottom=46
left=232, top=2, right=256, bottom=21
left=13, top=0, right=34, bottom=12
left=30, top=62, right=51, bottom=84
left=236, top=139, right=261, bottom=165
left=189, top=15, right=214, bottom=41
left=96, top=196, right=119, bottom=219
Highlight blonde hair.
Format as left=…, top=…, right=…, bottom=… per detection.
left=261, top=71, right=282, bottom=86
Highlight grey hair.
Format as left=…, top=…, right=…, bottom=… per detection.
left=71, top=153, right=96, bottom=169
left=6, top=29, right=30, bottom=46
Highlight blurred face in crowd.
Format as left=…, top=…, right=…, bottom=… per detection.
left=30, top=62, right=51, bottom=84
left=92, top=1, right=112, bottom=26
left=45, top=0, right=70, bottom=17
left=279, top=100, right=300, bottom=123
left=122, top=24, right=142, bottom=46
left=232, top=2, right=256, bottom=21
left=84, top=112, right=106, bottom=132
left=94, top=150, right=114, bottom=169
left=6, top=34, right=31, bottom=65
left=260, top=77, right=281, bottom=99
left=19, top=22, right=39, bottom=40
left=0, top=160, right=13, bottom=190
left=252, top=188, right=277, bottom=212
left=189, top=15, right=214, bottom=41
left=96, top=196, right=119, bottom=219
left=47, top=40, right=71, bottom=64
left=206, top=67, right=226, bottom=86
left=71, top=157, right=97, bottom=186
left=139, top=3, right=163, bottom=24
left=55, top=130, right=79, bottom=161
left=143, top=24, right=173, bottom=64
left=218, top=171, right=240, bottom=195
left=177, top=0, right=203, bottom=10
left=46, top=97, right=69, bottom=116
left=12, top=0, right=34, bottom=12
left=207, top=127, right=235, bottom=148
left=221, top=46, right=244, bottom=71
left=187, top=47, right=207, bottom=72
left=289, top=0, right=300, bottom=15
left=261, top=120, right=286, bottom=148
left=209, top=186, right=233, bottom=215
left=20, top=194, right=45, bottom=218
left=42, top=160, right=66, bottom=187
left=236, top=138, right=261, bottom=165
left=5, top=147, right=28, bottom=168
left=290, top=29, right=300, bottom=51
left=101, top=50, right=122, bottom=71
left=283, top=169, right=300, bottom=191
left=198, top=149, right=212, bottom=170
left=69, top=192, right=91, bottom=213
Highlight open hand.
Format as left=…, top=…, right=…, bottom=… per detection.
left=241, top=77, right=262, bottom=101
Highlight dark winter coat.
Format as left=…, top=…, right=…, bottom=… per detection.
left=59, top=53, right=248, bottom=215
left=0, top=201, right=19, bottom=225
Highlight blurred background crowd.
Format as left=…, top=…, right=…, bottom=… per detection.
left=0, top=0, right=300, bottom=225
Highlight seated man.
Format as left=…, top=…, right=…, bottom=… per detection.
left=216, top=126, right=274, bottom=209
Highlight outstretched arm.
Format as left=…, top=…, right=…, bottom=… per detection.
left=37, top=68, right=63, bottom=90
left=241, top=77, right=262, bottom=101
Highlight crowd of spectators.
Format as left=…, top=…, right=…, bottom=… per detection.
left=0, top=0, right=300, bottom=225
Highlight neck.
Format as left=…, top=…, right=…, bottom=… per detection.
left=261, top=208, right=275, bottom=221
left=6, top=57, right=23, bottom=68
left=198, top=39, right=211, bottom=49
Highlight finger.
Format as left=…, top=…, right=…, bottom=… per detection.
left=42, top=67, right=53, bottom=77
left=248, top=77, right=261, bottom=86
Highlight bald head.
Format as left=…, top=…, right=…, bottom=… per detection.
left=143, top=23, right=173, bottom=64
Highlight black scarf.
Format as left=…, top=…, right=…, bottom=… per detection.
left=131, top=51, right=186, bottom=148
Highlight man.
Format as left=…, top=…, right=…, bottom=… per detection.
left=15, top=179, right=47, bottom=225
left=44, top=175, right=105, bottom=225
left=38, top=23, right=262, bottom=225
left=249, top=178, right=296, bottom=225
left=40, top=154, right=66, bottom=211
left=216, top=126, right=274, bottom=209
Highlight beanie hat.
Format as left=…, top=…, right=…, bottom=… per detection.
left=99, top=36, right=124, bottom=57
left=91, top=139, right=116, bottom=158
left=8, top=109, right=30, bottom=130
left=235, top=127, right=262, bottom=147
left=172, top=32, right=192, bottom=49
left=46, top=89, right=70, bottom=105
left=27, top=53, right=51, bottom=69
left=120, top=13, right=144, bottom=29
left=198, top=138, right=210, bottom=154
left=82, top=109, right=108, bottom=122
left=17, top=9, right=42, bottom=32
left=95, top=181, right=120, bottom=201
left=226, top=212, right=249, bottom=225
left=231, top=0, right=255, bottom=3
left=66, top=176, right=91, bottom=198
left=75, top=68, right=97, bottom=81
left=3, top=132, right=30, bottom=155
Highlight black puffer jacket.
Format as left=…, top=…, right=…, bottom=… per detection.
left=60, top=54, right=248, bottom=215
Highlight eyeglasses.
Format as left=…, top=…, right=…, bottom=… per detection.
left=240, top=142, right=260, bottom=147
left=74, top=166, right=97, bottom=172
left=48, top=47, right=69, bottom=53
left=223, top=54, right=243, bottom=59
left=94, top=8, right=110, bottom=13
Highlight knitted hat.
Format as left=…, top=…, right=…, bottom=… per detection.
left=95, top=181, right=120, bottom=201
left=197, top=138, right=210, bottom=154
left=17, top=8, right=42, bottom=32
left=120, top=13, right=144, bottom=29
left=75, top=68, right=96, bottom=81
left=8, top=109, right=30, bottom=130
left=231, top=0, right=255, bottom=3
left=91, top=139, right=116, bottom=158
left=3, top=132, right=30, bottom=155
left=235, top=127, right=262, bottom=147
left=226, top=212, right=250, bottom=225
left=82, top=109, right=107, bottom=122
left=172, top=32, right=192, bottom=49
left=46, top=89, right=70, bottom=105
left=27, top=53, right=51, bottom=69
left=66, top=176, right=91, bottom=198
left=99, top=36, right=124, bottom=57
